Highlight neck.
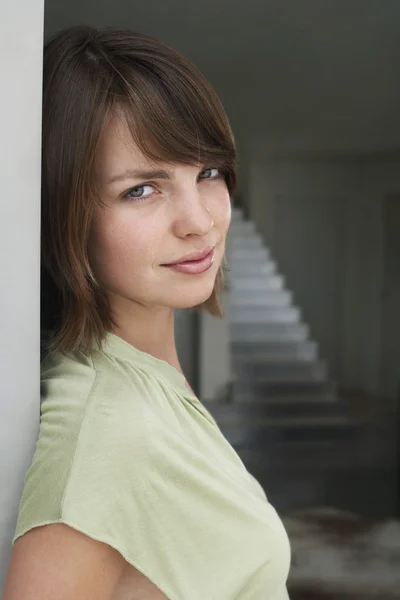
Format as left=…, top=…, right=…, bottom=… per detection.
left=109, top=299, right=182, bottom=374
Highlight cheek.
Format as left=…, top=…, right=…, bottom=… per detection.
left=213, top=187, right=232, bottom=231
left=89, top=213, right=149, bottom=281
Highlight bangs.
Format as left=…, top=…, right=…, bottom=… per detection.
left=108, top=52, right=236, bottom=194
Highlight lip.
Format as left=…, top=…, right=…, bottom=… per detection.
left=165, top=246, right=215, bottom=266
left=162, top=245, right=216, bottom=275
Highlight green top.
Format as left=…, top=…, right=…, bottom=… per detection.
left=13, top=332, right=290, bottom=599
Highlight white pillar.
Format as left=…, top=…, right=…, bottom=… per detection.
left=198, top=291, right=232, bottom=401
left=198, top=230, right=233, bottom=401
left=0, top=0, right=44, bottom=588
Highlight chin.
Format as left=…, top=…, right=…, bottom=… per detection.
left=167, top=278, right=216, bottom=310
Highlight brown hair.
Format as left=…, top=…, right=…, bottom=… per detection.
left=41, top=25, right=237, bottom=356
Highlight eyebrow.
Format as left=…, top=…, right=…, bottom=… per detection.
left=106, top=168, right=174, bottom=185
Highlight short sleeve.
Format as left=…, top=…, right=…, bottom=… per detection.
left=13, top=351, right=97, bottom=540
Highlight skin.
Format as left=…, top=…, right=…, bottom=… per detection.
left=89, top=112, right=231, bottom=372
left=2, top=113, right=231, bottom=600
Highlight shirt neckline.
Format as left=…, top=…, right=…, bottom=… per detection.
left=93, top=331, right=196, bottom=397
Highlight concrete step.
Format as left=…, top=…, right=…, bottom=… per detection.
left=229, top=221, right=256, bottom=235
left=204, top=398, right=345, bottom=422
left=230, top=274, right=285, bottom=292
left=236, top=439, right=370, bottom=473
left=231, top=321, right=309, bottom=342
left=232, top=389, right=337, bottom=404
left=231, top=206, right=244, bottom=218
left=230, top=290, right=292, bottom=308
left=233, top=359, right=328, bottom=382
left=229, top=235, right=264, bottom=250
left=234, top=378, right=334, bottom=397
left=231, top=340, right=318, bottom=362
left=230, top=247, right=270, bottom=262
left=230, top=305, right=301, bottom=324
left=219, top=416, right=358, bottom=449
left=229, top=260, right=276, bottom=277
left=229, top=257, right=273, bottom=272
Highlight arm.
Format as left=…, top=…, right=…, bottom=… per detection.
left=2, top=524, right=126, bottom=600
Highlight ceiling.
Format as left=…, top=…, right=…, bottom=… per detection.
left=45, top=0, right=400, bottom=156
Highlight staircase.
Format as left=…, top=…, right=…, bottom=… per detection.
left=203, top=207, right=395, bottom=515
left=204, top=208, right=364, bottom=503
left=228, top=206, right=335, bottom=406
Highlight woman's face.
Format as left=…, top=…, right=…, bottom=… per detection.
left=89, top=114, right=231, bottom=313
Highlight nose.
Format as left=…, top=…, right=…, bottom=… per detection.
left=172, top=185, right=214, bottom=239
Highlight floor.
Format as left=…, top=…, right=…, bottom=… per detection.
left=209, top=389, right=400, bottom=597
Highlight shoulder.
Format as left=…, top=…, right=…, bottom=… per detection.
left=40, top=347, right=153, bottom=425
left=39, top=347, right=156, bottom=468
left=14, top=349, right=153, bottom=543
left=40, top=350, right=97, bottom=429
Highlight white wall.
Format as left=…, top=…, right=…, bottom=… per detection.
left=0, top=0, right=44, bottom=589
left=247, top=152, right=400, bottom=397
left=175, top=309, right=197, bottom=389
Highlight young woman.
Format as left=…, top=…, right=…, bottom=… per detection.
left=3, top=26, right=290, bottom=600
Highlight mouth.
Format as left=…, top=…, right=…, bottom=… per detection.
left=162, top=245, right=216, bottom=275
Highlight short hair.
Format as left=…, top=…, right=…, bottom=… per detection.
left=41, top=25, right=237, bottom=355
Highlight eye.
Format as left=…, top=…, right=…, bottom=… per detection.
left=123, top=184, right=155, bottom=202
left=198, top=168, right=222, bottom=180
